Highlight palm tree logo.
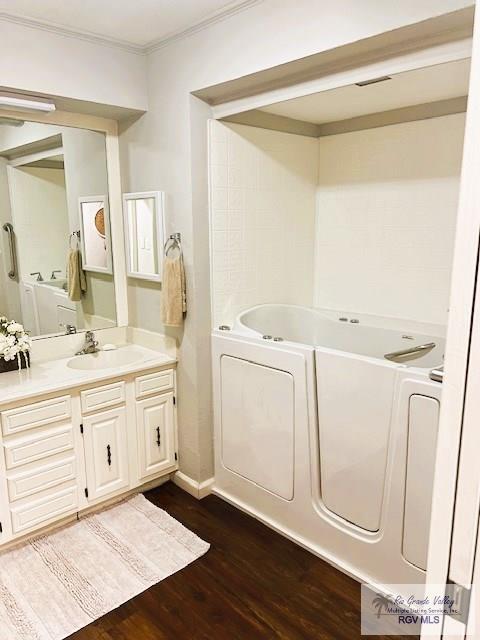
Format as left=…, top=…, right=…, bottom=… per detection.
left=372, top=593, right=390, bottom=618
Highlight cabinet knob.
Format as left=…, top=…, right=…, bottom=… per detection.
left=156, top=427, right=161, bottom=447
left=107, top=444, right=112, bottom=466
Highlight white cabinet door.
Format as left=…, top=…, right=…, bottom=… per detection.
left=136, top=392, right=175, bottom=480
left=83, top=407, right=129, bottom=501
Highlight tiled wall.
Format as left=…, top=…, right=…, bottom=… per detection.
left=209, top=114, right=465, bottom=330
left=209, top=121, right=318, bottom=326
left=315, top=113, right=465, bottom=327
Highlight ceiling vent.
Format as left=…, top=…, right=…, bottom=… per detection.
left=355, top=76, right=392, bottom=87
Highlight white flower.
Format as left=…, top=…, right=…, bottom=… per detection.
left=7, top=322, right=23, bottom=334
left=0, top=317, right=30, bottom=363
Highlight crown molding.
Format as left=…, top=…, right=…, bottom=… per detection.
left=0, top=11, right=146, bottom=54
left=145, top=0, right=264, bottom=54
left=0, top=0, right=263, bottom=57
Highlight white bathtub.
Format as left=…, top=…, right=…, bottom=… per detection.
left=235, top=303, right=445, bottom=367
left=212, top=304, right=443, bottom=590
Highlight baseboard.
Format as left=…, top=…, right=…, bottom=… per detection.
left=198, top=477, right=215, bottom=499
left=173, top=471, right=214, bottom=500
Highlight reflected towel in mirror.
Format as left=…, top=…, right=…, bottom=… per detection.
left=161, top=254, right=186, bottom=327
left=67, top=248, right=87, bottom=302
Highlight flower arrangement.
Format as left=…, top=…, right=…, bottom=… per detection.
left=0, top=317, right=31, bottom=371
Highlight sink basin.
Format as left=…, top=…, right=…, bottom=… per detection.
left=67, top=347, right=146, bottom=371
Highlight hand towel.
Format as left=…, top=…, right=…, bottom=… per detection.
left=161, top=254, right=187, bottom=327
left=67, top=248, right=87, bottom=302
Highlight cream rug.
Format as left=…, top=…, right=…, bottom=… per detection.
left=0, top=494, right=210, bottom=640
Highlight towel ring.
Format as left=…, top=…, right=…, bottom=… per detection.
left=69, top=230, right=81, bottom=249
left=164, top=232, right=182, bottom=257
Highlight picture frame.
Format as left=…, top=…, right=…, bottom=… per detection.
left=78, top=195, right=112, bottom=274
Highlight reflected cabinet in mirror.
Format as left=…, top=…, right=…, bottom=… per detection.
left=123, top=191, right=165, bottom=282
left=0, top=120, right=117, bottom=338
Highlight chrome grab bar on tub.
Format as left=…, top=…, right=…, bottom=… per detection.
left=384, top=342, right=436, bottom=363
left=2, top=223, right=17, bottom=280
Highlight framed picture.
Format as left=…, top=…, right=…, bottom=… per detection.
left=78, top=195, right=112, bottom=274
left=122, top=191, right=165, bottom=282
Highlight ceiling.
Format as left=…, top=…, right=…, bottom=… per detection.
left=260, top=58, right=471, bottom=125
left=0, top=0, right=255, bottom=50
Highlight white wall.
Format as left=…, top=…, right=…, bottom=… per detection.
left=119, top=0, right=474, bottom=483
left=0, top=20, right=147, bottom=112
left=210, top=120, right=317, bottom=326
left=210, top=114, right=464, bottom=332
left=9, top=166, right=69, bottom=280
left=315, top=114, right=465, bottom=326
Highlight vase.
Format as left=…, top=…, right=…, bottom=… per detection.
left=0, top=352, right=30, bottom=373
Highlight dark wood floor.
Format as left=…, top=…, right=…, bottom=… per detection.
left=69, top=482, right=411, bottom=639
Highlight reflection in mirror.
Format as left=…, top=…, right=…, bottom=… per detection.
left=123, top=191, right=165, bottom=282
left=79, top=195, right=112, bottom=273
left=0, top=120, right=117, bottom=339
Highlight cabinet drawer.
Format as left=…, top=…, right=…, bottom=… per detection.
left=81, top=381, right=125, bottom=413
left=10, top=483, right=78, bottom=535
left=135, top=370, right=174, bottom=399
left=7, top=455, right=76, bottom=502
left=4, top=424, right=74, bottom=470
left=2, top=396, right=71, bottom=436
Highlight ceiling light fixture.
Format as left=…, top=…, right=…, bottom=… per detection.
left=0, top=94, right=56, bottom=113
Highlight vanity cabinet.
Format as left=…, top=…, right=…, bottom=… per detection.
left=136, top=392, right=176, bottom=480
left=82, top=406, right=129, bottom=502
left=0, top=395, right=79, bottom=539
left=0, top=365, right=177, bottom=546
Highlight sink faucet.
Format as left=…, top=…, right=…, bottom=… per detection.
left=30, top=271, right=43, bottom=282
left=75, top=331, right=99, bottom=355
left=50, top=270, right=62, bottom=280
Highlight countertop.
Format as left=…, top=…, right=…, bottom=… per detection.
left=0, top=343, right=176, bottom=405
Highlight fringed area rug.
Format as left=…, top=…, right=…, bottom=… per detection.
left=0, top=494, right=210, bottom=640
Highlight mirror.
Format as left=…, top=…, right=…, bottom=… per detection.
left=123, top=191, right=165, bottom=282
left=0, top=120, right=117, bottom=338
